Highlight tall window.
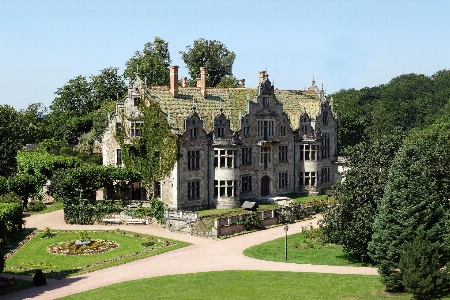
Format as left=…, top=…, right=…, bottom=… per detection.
left=322, top=110, right=329, bottom=125
left=241, top=176, right=252, bottom=193
left=130, top=122, right=143, bottom=137
left=190, top=128, right=197, bottom=139
left=214, top=150, right=238, bottom=168
left=243, top=126, right=250, bottom=137
left=188, top=181, right=200, bottom=199
left=280, top=125, right=286, bottom=136
left=321, top=167, right=330, bottom=183
left=257, top=120, right=275, bottom=138
left=260, top=147, right=271, bottom=169
left=217, top=127, right=225, bottom=137
left=214, top=180, right=237, bottom=197
left=116, top=123, right=122, bottom=135
left=301, top=125, right=308, bottom=135
left=187, top=151, right=200, bottom=170
left=263, top=96, right=270, bottom=107
left=242, top=147, right=252, bottom=165
left=134, top=97, right=140, bottom=106
left=279, top=172, right=288, bottom=188
left=299, top=172, right=316, bottom=186
left=279, top=146, right=288, bottom=162
left=116, top=149, right=122, bottom=166
left=321, top=133, right=330, bottom=159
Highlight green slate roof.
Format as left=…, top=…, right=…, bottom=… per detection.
left=143, top=86, right=322, bottom=133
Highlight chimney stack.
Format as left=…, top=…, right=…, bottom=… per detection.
left=259, top=71, right=266, bottom=84
left=240, top=79, right=245, bottom=88
left=170, top=65, right=179, bottom=98
left=182, top=77, right=187, bottom=87
left=200, top=67, right=207, bottom=98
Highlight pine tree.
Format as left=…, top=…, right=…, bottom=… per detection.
left=368, top=122, right=450, bottom=292
left=399, top=229, right=446, bottom=300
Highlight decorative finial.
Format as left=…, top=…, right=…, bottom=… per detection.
left=312, top=75, right=315, bottom=85
left=192, top=106, right=196, bottom=113
left=219, top=107, right=223, bottom=114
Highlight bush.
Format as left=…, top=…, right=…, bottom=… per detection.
left=76, top=151, right=90, bottom=162
left=33, top=269, right=47, bottom=286
left=27, top=201, right=47, bottom=212
left=59, top=147, right=74, bottom=156
left=84, top=153, right=103, bottom=165
left=238, top=212, right=262, bottom=231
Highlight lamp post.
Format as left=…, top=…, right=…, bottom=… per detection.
left=284, top=224, right=289, bottom=260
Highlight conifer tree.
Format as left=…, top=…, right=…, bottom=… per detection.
left=399, top=229, right=447, bottom=299
left=368, top=122, right=450, bottom=292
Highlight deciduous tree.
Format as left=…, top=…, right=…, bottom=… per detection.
left=180, top=38, right=236, bottom=87
left=124, top=37, right=171, bottom=85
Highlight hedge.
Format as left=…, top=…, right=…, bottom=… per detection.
left=0, top=202, right=22, bottom=244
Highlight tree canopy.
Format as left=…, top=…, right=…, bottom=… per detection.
left=180, top=38, right=236, bottom=87
left=331, top=70, right=450, bottom=153
left=123, top=37, right=171, bottom=85
left=320, top=132, right=404, bottom=259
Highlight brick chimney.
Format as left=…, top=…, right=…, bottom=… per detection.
left=181, top=77, right=187, bottom=87
left=170, top=66, right=179, bottom=97
left=240, top=79, right=245, bottom=88
left=200, top=67, right=207, bottom=98
left=259, top=71, right=266, bottom=84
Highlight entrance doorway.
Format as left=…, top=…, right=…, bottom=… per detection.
left=261, top=176, right=270, bottom=196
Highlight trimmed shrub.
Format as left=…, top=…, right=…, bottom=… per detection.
left=27, top=201, right=47, bottom=212
left=33, top=269, right=47, bottom=286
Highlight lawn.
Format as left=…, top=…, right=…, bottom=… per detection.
left=197, top=204, right=279, bottom=218
left=4, top=229, right=189, bottom=279
left=57, top=270, right=415, bottom=300
left=243, top=226, right=376, bottom=267
left=26, top=201, right=64, bottom=215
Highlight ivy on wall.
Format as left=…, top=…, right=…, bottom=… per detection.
left=115, top=91, right=178, bottom=193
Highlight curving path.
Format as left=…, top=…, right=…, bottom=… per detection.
left=3, top=210, right=378, bottom=299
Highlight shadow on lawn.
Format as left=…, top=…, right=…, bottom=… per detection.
left=335, top=252, right=377, bottom=267
left=4, top=274, right=88, bottom=300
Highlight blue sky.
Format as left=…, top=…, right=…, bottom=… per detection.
left=1, top=0, right=449, bottom=110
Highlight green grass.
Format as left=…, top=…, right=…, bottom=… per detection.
left=290, top=194, right=332, bottom=203
left=57, top=270, right=415, bottom=300
left=0, top=278, right=34, bottom=296
left=26, top=201, right=64, bottom=214
left=4, top=230, right=189, bottom=279
left=243, top=230, right=376, bottom=267
left=197, top=204, right=279, bottom=218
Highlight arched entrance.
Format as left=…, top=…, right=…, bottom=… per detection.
left=261, top=176, right=270, bottom=196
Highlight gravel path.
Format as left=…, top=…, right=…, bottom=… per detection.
left=3, top=210, right=378, bottom=299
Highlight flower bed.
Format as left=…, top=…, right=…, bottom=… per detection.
left=48, top=239, right=119, bottom=255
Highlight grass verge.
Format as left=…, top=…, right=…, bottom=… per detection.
left=243, top=228, right=376, bottom=267
left=26, top=202, right=64, bottom=215
left=4, top=230, right=189, bottom=279
left=57, top=270, right=415, bottom=300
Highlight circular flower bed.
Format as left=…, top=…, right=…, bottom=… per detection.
left=48, top=239, right=119, bottom=255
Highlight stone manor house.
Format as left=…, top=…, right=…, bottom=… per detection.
left=102, top=66, right=339, bottom=210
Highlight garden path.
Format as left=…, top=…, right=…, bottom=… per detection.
left=4, top=210, right=378, bottom=300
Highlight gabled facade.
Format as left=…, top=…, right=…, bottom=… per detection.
left=102, top=67, right=339, bottom=210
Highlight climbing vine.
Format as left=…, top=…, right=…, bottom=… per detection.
left=115, top=90, right=178, bottom=192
